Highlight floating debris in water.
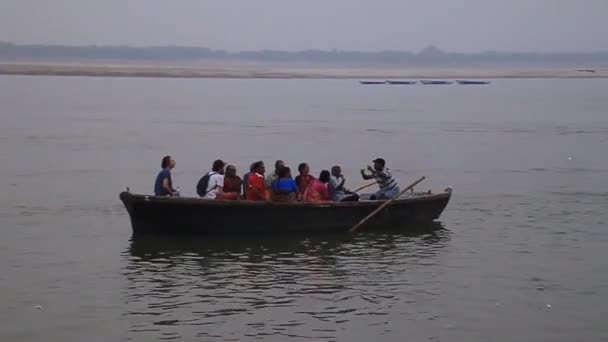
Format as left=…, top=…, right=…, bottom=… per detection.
left=567, top=156, right=573, bottom=160
left=546, top=304, right=552, bottom=308
left=35, top=305, right=42, bottom=310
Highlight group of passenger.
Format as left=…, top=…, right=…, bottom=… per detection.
left=154, top=156, right=401, bottom=202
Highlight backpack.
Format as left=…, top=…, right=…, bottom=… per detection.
left=196, top=172, right=216, bottom=197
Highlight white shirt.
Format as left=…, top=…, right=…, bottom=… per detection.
left=203, top=173, right=224, bottom=199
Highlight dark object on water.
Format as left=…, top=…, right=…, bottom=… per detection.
left=576, top=69, right=596, bottom=73
left=456, top=80, right=491, bottom=85
left=359, top=81, right=386, bottom=85
left=420, top=80, right=453, bottom=85
left=386, top=80, right=417, bottom=85
left=119, top=189, right=452, bottom=235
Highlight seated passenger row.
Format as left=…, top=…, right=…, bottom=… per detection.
left=154, top=156, right=400, bottom=202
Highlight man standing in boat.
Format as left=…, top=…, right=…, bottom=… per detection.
left=360, top=158, right=400, bottom=200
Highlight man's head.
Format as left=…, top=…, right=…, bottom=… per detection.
left=331, top=165, right=341, bottom=177
left=372, top=158, right=386, bottom=171
left=212, top=159, right=226, bottom=174
left=225, top=165, right=237, bottom=177
left=298, top=162, right=309, bottom=175
left=252, top=161, right=265, bottom=175
left=161, top=155, right=175, bottom=169
left=274, top=160, right=285, bottom=172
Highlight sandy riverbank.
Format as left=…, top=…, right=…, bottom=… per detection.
left=1, top=62, right=607, bottom=79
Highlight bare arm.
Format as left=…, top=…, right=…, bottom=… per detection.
left=360, top=169, right=374, bottom=180
left=162, top=177, right=174, bottom=196
left=367, top=166, right=392, bottom=180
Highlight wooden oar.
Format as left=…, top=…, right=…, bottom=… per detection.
left=351, top=182, right=377, bottom=193
left=349, top=176, right=426, bottom=233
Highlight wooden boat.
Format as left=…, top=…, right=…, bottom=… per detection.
left=420, top=80, right=453, bottom=85
left=456, top=80, right=491, bottom=85
left=386, top=80, right=417, bottom=85
left=119, top=189, right=452, bottom=235
left=359, top=80, right=386, bottom=85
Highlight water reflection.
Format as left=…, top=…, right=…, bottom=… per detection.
left=123, top=223, right=450, bottom=341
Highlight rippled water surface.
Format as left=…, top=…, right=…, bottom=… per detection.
left=1, top=76, right=608, bottom=341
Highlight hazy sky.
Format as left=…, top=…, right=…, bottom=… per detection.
left=1, top=0, right=607, bottom=52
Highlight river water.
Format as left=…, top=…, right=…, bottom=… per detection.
left=1, top=76, right=607, bottom=341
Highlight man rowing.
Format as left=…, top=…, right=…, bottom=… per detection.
left=360, top=158, right=400, bottom=200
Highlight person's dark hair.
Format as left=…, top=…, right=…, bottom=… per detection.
left=161, top=155, right=171, bottom=169
left=212, top=159, right=225, bottom=172
left=249, top=163, right=256, bottom=172
left=225, top=165, right=236, bottom=176
left=278, top=166, right=291, bottom=178
left=331, top=165, right=341, bottom=175
left=319, top=170, right=331, bottom=183
left=252, top=161, right=264, bottom=172
left=373, top=158, right=386, bottom=167
left=275, top=160, right=284, bottom=169
left=298, top=163, right=308, bottom=173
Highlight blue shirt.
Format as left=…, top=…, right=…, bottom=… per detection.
left=272, top=178, right=298, bottom=193
left=154, top=168, right=173, bottom=196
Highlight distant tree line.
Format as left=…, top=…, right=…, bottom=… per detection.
left=1, top=42, right=607, bottom=66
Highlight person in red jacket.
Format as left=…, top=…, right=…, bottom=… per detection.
left=246, top=161, right=267, bottom=201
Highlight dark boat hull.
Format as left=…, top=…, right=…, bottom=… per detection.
left=456, top=80, right=491, bottom=85
left=386, top=80, right=417, bottom=85
left=420, top=80, right=453, bottom=85
left=359, top=81, right=386, bottom=85
left=119, top=191, right=452, bottom=235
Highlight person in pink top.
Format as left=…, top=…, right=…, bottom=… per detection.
left=303, top=170, right=332, bottom=203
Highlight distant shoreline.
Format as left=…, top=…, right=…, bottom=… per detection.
left=1, top=62, right=607, bottom=79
